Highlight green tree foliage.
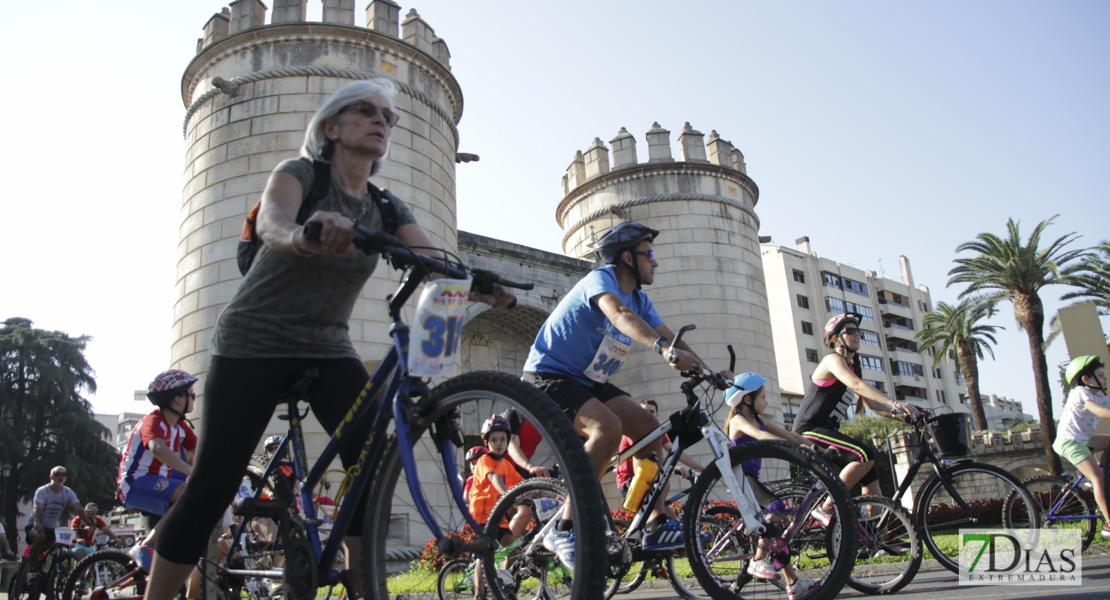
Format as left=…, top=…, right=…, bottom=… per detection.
left=915, top=298, right=1001, bottom=432
left=0, top=317, right=120, bottom=545
left=947, top=216, right=1090, bottom=476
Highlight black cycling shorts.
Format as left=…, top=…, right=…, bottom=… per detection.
left=521, top=372, right=628, bottom=420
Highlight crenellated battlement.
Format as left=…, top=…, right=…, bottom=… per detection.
left=194, top=0, right=451, bottom=70
left=562, top=121, right=747, bottom=196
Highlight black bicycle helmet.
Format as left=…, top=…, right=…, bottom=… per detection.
left=592, top=221, right=659, bottom=289
left=481, top=415, right=512, bottom=439
left=593, top=222, right=659, bottom=264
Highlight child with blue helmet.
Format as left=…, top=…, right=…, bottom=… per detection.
left=725, top=373, right=819, bottom=600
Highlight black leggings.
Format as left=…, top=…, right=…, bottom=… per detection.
left=155, top=355, right=371, bottom=565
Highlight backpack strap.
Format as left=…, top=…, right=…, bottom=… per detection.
left=369, top=184, right=400, bottom=235
left=300, top=160, right=333, bottom=224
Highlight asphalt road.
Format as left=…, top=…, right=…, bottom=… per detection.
left=619, top=554, right=1110, bottom=600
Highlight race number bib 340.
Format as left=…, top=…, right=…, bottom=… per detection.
left=409, top=278, right=472, bottom=377
left=584, top=334, right=631, bottom=384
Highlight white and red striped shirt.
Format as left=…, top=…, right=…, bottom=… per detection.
left=117, top=409, right=197, bottom=499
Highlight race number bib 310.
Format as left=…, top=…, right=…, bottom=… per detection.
left=410, top=278, right=472, bottom=377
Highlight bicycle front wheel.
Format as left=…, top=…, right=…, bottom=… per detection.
left=683, top=440, right=858, bottom=600
left=362, top=371, right=607, bottom=600
left=62, top=550, right=145, bottom=600
left=1004, top=475, right=1097, bottom=551
left=918, top=461, right=1039, bottom=573
left=840, top=495, right=921, bottom=595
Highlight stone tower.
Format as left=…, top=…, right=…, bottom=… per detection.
left=557, top=123, right=782, bottom=423
left=176, top=0, right=461, bottom=432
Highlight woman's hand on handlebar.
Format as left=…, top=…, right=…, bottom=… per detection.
left=469, top=284, right=516, bottom=309
left=296, top=211, right=358, bottom=256
left=892, top=401, right=923, bottom=422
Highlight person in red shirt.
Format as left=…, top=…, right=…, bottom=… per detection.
left=70, top=502, right=118, bottom=558
left=117, top=369, right=197, bottom=571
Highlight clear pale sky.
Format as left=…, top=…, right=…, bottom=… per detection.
left=1, top=1, right=1107, bottom=419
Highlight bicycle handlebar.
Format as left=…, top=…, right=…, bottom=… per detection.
left=303, top=222, right=534, bottom=300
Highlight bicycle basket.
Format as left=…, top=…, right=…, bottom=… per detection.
left=928, top=413, right=970, bottom=458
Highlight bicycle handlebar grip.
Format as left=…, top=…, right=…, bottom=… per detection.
left=303, top=220, right=323, bottom=241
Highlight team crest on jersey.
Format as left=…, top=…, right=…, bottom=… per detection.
left=154, top=479, right=170, bottom=491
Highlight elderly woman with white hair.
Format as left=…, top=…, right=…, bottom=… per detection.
left=141, top=79, right=514, bottom=600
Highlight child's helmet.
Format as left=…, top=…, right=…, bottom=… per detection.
left=823, top=313, right=863, bottom=346
left=725, top=372, right=768, bottom=407
left=465, top=446, right=489, bottom=462
left=146, top=369, right=197, bottom=406
left=1066, top=355, right=1105, bottom=388
left=264, top=435, right=282, bottom=451
left=481, top=415, right=512, bottom=439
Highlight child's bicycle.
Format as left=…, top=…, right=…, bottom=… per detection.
left=1002, top=460, right=1107, bottom=552
left=209, top=224, right=607, bottom=600
left=9, top=527, right=79, bottom=600
left=597, top=327, right=859, bottom=600
left=436, top=477, right=569, bottom=600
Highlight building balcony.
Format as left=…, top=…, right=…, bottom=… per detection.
left=883, top=324, right=915, bottom=341
left=879, top=300, right=912, bottom=319
left=892, top=372, right=925, bottom=388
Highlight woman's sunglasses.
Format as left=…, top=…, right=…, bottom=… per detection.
left=340, top=101, right=399, bottom=127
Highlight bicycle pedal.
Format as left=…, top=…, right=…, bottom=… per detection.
left=232, top=497, right=287, bottom=518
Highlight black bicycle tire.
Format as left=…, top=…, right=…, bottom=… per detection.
left=1004, top=475, right=1096, bottom=551
left=46, top=552, right=77, bottom=600
left=10, top=560, right=42, bottom=600
left=665, top=514, right=733, bottom=600
left=917, top=461, right=1039, bottom=574
left=841, top=495, right=921, bottom=595
left=436, top=558, right=474, bottom=600
left=361, top=370, right=607, bottom=600
left=682, top=440, right=858, bottom=600
left=483, top=477, right=571, bottom=600
left=61, top=550, right=145, bottom=600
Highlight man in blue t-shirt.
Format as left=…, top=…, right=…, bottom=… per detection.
left=522, top=222, right=705, bottom=569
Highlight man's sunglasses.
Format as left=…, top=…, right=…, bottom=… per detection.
left=340, top=101, right=399, bottom=127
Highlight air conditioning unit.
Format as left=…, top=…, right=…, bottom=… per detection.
left=913, top=375, right=921, bottom=381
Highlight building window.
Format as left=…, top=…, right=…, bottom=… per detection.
left=797, top=294, right=810, bottom=309
left=955, top=372, right=965, bottom=386
left=948, top=349, right=957, bottom=360
left=845, top=301, right=875, bottom=322
left=936, top=390, right=947, bottom=404
left=890, top=360, right=924, bottom=377
left=933, top=368, right=943, bottom=379
left=793, top=269, right=805, bottom=283
left=865, top=379, right=885, bottom=392
left=843, top=277, right=869, bottom=297
left=860, top=355, right=884, bottom=371
left=825, top=297, right=845, bottom=313
left=859, top=329, right=881, bottom=347
left=805, top=349, right=819, bottom=363
left=801, top=321, right=813, bottom=335
left=822, top=272, right=842, bottom=289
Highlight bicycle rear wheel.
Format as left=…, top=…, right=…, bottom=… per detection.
left=482, top=477, right=571, bottom=600
left=1004, top=475, right=1097, bottom=551
left=840, top=495, right=921, bottom=595
left=683, top=440, right=857, bottom=600
left=10, top=560, right=45, bottom=600
left=918, top=461, right=1039, bottom=573
left=436, top=558, right=474, bottom=600
left=362, top=371, right=607, bottom=600
left=62, top=550, right=146, bottom=600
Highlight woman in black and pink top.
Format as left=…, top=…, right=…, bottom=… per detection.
left=793, top=313, right=920, bottom=524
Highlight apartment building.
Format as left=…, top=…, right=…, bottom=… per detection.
left=761, top=236, right=968, bottom=426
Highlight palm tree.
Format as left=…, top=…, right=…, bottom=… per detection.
left=947, top=216, right=1090, bottom=476
left=915, top=298, right=1001, bottom=431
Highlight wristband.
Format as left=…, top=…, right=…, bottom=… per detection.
left=653, top=336, right=667, bottom=355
